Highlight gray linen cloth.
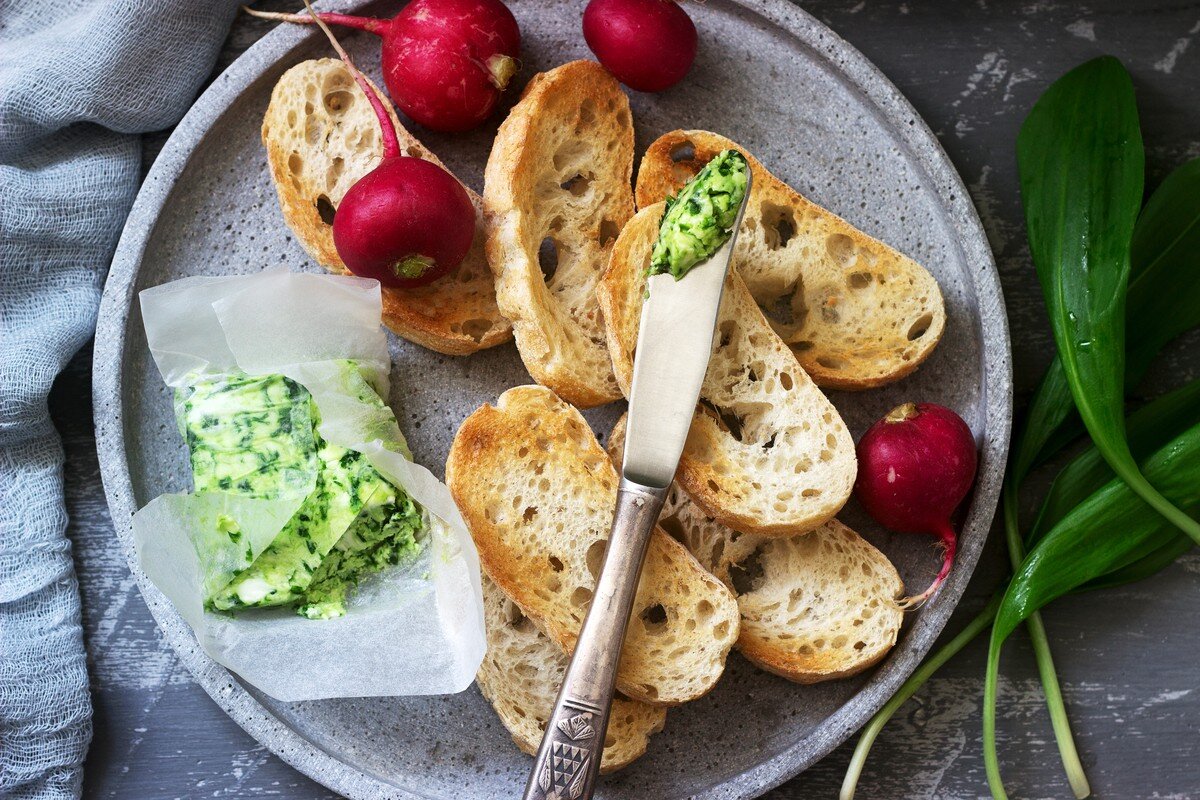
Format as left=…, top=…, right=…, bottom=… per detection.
left=0, top=1, right=240, bottom=796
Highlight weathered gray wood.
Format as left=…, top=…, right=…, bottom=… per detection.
left=57, top=0, right=1200, bottom=797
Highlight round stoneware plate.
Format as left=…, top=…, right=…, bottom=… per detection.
left=95, top=1, right=1011, bottom=797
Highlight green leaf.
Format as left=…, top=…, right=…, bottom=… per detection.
left=986, top=418, right=1200, bottom=798
left=1010, top=156, right=1200, bottom=483
left=1030, top=377, right=1200, bottom=540
left=1125, top=157, right=1200, bottom=372
left=998, top=419, right=1200, bottom=645
left=1018, top=56, right=1200, bottom=549
left=1083, top=535, right=1192, bottom=590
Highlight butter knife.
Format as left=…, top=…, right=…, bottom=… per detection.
left=522, top=171, right=751, bottom=800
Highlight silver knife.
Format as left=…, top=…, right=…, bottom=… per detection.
left=522, top=171, right=752, bottom=800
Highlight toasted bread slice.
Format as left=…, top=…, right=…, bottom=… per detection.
left=635, top=131, right=945, bottom=390
left=476, top=576, right=667, bottom=772
left=607, top=415, right=903, bottom=683
left=483, top=61, right=635, bottom=407
left=447, top=386, right=739, bottom=705
left=598, top=204, right=856, bottom=536
left=734, top=525, right=904, bottom=681
left=262, top=59, right=510, bottom=355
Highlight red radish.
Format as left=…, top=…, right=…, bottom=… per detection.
left=247, top=0, right=520, bottom=132
left=300, top=0, right=475, bottom=287
left=855, top=402, right=978, bottom=609
left=583, top=0, right=697, bottom=92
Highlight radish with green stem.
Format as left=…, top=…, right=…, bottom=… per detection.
left=247, top=0, right=520, bottom=132
left=854, top=402, right=978, bottom=608
left=297, top=0, right=475, bottom=288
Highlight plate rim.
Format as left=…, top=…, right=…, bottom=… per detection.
left=92, top=1, right=1012, bottom=798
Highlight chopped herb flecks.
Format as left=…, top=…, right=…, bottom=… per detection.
left=649, top=149, right=749, bottom=280
left=179, top=366, right=424, bottom=619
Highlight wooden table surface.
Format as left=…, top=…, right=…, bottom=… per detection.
left=56, top=1, right=1200, bottom=798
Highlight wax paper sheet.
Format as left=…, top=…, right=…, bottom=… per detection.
left=133, top=270, right=486, bottom=701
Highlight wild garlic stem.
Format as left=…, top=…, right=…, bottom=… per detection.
left=1002, top=484, right=1092, bottom=798
left=839, top=594, right=1001, bottom=800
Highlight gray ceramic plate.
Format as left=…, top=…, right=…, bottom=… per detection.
left=94, top=1, right=1011, bottom=797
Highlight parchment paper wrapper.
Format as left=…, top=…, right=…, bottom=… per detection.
left=133, top=270, right=486, bottom=701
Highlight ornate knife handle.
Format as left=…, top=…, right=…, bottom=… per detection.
left=522, top=478, right=668, bottom=800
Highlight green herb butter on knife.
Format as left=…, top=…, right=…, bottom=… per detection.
left=649, top=149, right=749, bottom=280
left=177, top=369, right=422, bottom=619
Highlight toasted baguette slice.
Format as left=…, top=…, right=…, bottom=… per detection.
left=262, top=59, right=510, bottom=355
left=483, top=61, right=635, bottom=407
left=447, top=386, right=739, bottom=705
left=476, top=576, right=667, bottom=772
left=598, top=204, right=856, bottom=536
left=607, top=415, right=903, bottom=682
left=734, top=525, right=904, bottom=681
left=635, top=130, right=945, bottom=390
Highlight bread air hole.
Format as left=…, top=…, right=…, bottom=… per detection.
left=700, top=399, right=745, bottom=442
left=599, top=218, right=620, bottom=247
left=658, top=512, right=686, bottom=544
left=571, top=586, right=593, bottom=609
left=762, top=202, right=797, bottom=249
left=578, top=99, right=596, bottom=126
left=551, top=139, right=589, bottom=172
left=848, top=271, right=873, bottom=289
left=288, top=151, right=303, bottom=176
left=826, top=233, right=857, bottom=267
left=460, top=318, right=492, bottom=343
left=669, top=140, right=696, bottom=163
left=503, top=599, right=533, bottom=632
left=560, top=172, right=592, bottom=196
left=761, top=288, right=803, bottom=329
left=816, top=355, right=844, bottom=371
left=908, top=312, right=934, bottom=340
left=538, top=237, right=559, bottom=281
left=315, top=195, right=336, bottom=225
left=730, top=548, right=765, bottom=595
left=585, top=539, right=607, bottom=580
left=639, top=603, right=668, bottom=634
left=325, top=157, right=344, bottom=191
left=323, top=89, right=355, bottom=115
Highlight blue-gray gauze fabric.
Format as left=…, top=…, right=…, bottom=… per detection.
left=0, top=1, right=240, bottom=796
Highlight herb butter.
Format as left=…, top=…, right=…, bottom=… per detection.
left=649, top=149, right=749, bottom=280
left=178, top=369, right=423, bottom=619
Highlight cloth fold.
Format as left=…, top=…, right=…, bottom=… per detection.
left=0, top=1, right=241, bottom=796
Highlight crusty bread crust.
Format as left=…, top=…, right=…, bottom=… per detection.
left=262, top=59, right=510, bottom=355
left=607, top=416, right=903, bottom=683
left=447, top=386, right=739, bottom=706
left=483, top=61, right=635, bottom=408
left=599, top=205, right=856, bottom=537
left=476, top=576, right=666, bottom=772
left=636, top=130, right=945, bottom=390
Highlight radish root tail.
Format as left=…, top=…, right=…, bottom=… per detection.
left=898, top=521, right=958, bottom=610
left=298, top=0, right=401, bottom=160
left=242, top=6, right=388, bottom=35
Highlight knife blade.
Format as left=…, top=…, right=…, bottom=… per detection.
left=621, top=172, right=752, bottom=487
